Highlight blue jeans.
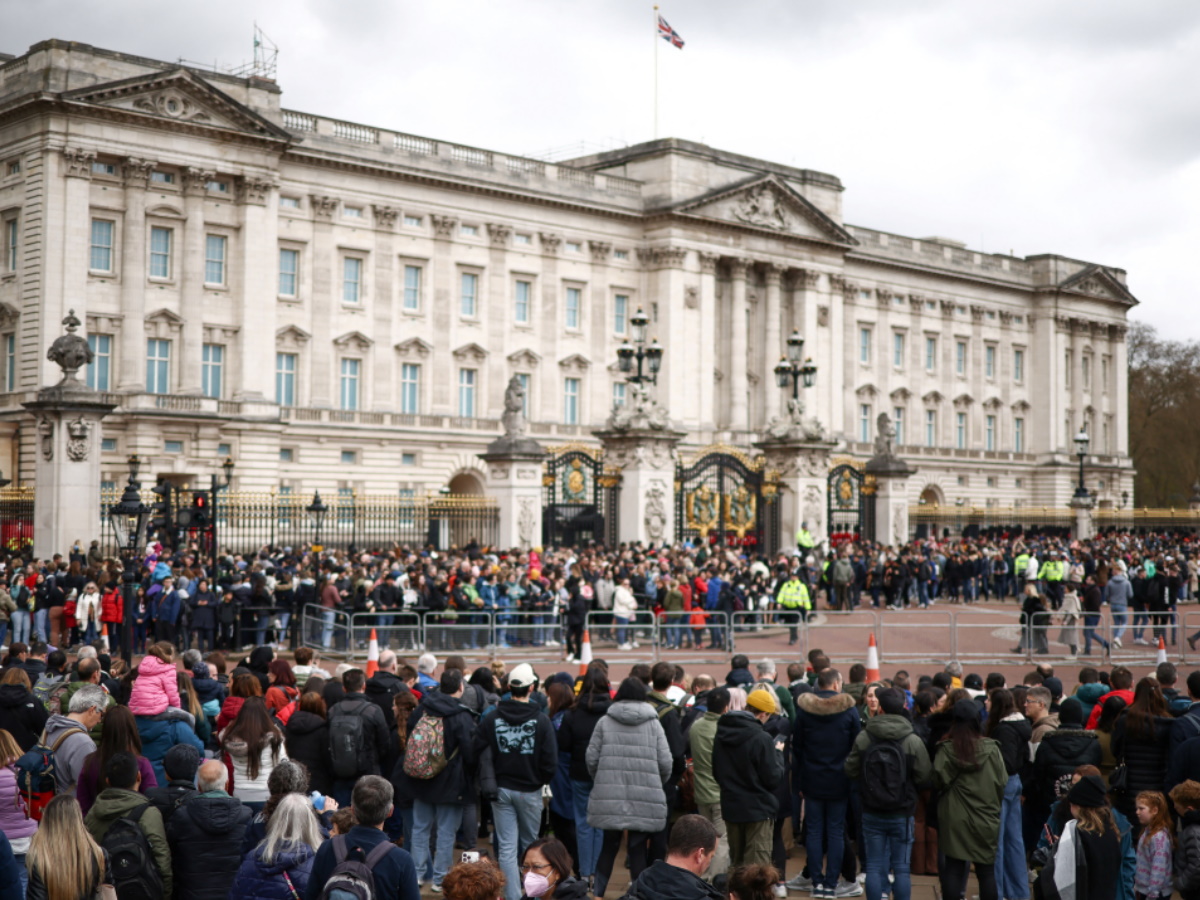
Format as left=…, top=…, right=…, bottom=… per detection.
left=571, top=778, right=601, bottom=877
left=321, top=609, right=336, bottom=649
left=1111, top=605, right=1128, bottom=642
left=666, top=613, right=686, bottom=649
left=493, top=787, right=543, bottom=900
left=1083, top=614, right=1108, bottom=654
left=10, top=610, right=29, bottom=645
left=615, top=615, right=631, bottom=645
left=411, top=799, right=464, bottom=886
left=805, top=796, right=848, bottom=890
left=1133, top=608, right=1149, bottom=640
left=994, top=773, right=1028, bottom=900
left=33, top=609, right=48, bottom=642
left=862, top=814, right=913, bottom=900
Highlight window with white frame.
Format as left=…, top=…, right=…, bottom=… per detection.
left=893, top=332, right=905, bottom=368
left=400, top=363, right=420, bottom=414
left=564, top=377, right=580, bottom=425
left=985, top=345, right=995, bottom=379
left=403, top=265, right=421, bottom=311
left=218, top=443, right=232, bottom=457
left=149, top=226, right=172, bottom=279
left=279, top=196, right=300, bottom=209
left=461, top=272, right=478, bottom=317
left=925, top=410, right=937, bottom=448
left=565, top=286, right=581, bottom=330
left=204, top=234, right=226, bottom=285
left=613, top=382, right=627, bottom=408
left=893, top=407, right=905, bottom=445
left=403, top=215, right=422, bottom=228
left=859, top=328, right=871, bottom=364
left=955, top=412, right=967, bottom=449
left=925, top=336, right=936, bottom=371
left=146, top=339, right=170, bottom=394
left=514, top=233, right=532, bottom=246
left=341, top=450, right=358, bottom=464
left=279, top=447, right=294, bottom=463
left=859, top=404, right=871, bottom=443
left=3, top=334, right=13, bottom=391
left=458, top=368, right=477, bottom=418
left=150, top=170, right=175, bottom=185
left=86, top=334, right=111, bottom=391
left=1013, top=348, right=1024, bottom=382
left=614, top=294, right=629, bottom=334
left=5, top=217, right=18, bottom=271
left=278, top=248, right=299, bottom=297
left=342, top=257, right=362, bottom=304
left=340, top=358, right=361, bottom=411
left=565, top=240, right=582, bottom=253
left=343, top=206, right=363, bottom=219
left=90, top=219, right=114, bottom=272
left=955, top=340, right=966, bottom=375
left=275, top=352, right=296, bottom=406
left=985, top=414, right=996, bottom=451
left=515, top=279, right=532, bottom=324
left=460, top=224, right=478, bottom=237
left=202, top=344, right=223, bottom=398
left=1014, top=416, right=1024, bottom=453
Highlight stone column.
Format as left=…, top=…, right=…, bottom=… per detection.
left=595, top=426, right=685, bottom=546
left=430, top=215, right=459, bottom=413
left=478, top=442, right=547, bottom=551
left=372, top=205, right=401, bottom=411
left=309, top=195, right=338, bottom=407
left=117, top=157, right=154, bottom=391
left=47, top=149, right=95, bottom=389
left=756, top=437, right=837, bottom=548
left=25, top=311, right=117, bottom=558
left=236, top=176, right=278, bottom=402
left=763, top=263, right=783, bottom=421
left=728, top=257, right=749, bottom=433
left=179, top=168, right=214, bottom=394
left=865, top=449, right=916, bottom=547
left=697, top=252, right=718, bottom=432
left=1070, top=495, right=1095, bottom=540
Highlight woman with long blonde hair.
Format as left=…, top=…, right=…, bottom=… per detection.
left=25, top=793, right=109, bottom=900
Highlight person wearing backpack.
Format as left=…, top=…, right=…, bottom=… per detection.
left=401, top=668, right=477, bottom=890
left=304, top=774, right=419, bottom=900
left=35, top=682, right=102, bottom=799
left=0, top=666, right=49, bottom=751
left=327, top=668, right=391, bottom=808
left=844, top=687, right=932, bottom=900
left=83, top=750, right=172, bottom=899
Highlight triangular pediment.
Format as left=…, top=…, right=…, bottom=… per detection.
left=453, top=342, right=488, bottom=362
left=333, top=330, right=373, bottom=351
left=507, top=348, right=542, bottom=368
left=276, top=325, right=311, bottom=347
left=558, top=353, right=591, bottom=372
left=61, top=69, right=292, bottom=142
left=146, top=308, right=184, bottom=326
left=922, top=390, right=945, bottom=405
left=395, top=337, right=433, bottom=358
left=1055, top=265, right=1138, bottom=307
left=664, top=175, right=856, bottom=246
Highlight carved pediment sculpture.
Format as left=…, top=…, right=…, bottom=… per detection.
left=764, top=396, right=826, bottom=442
left=606, top=382, right=670, bottom=432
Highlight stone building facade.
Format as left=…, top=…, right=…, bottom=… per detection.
left=0, top=40, right=1135, bottom=519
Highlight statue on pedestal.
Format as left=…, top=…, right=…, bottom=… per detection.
left=46, top=310, right=94, bottom=386
left=607, top=382, right=670, bottom=432
left=764, top=396, right=825, bottom=442
left=502, top=375, right=527, bottom=439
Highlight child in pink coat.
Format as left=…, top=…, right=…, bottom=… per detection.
left=127, top=641, right=181, bottom=716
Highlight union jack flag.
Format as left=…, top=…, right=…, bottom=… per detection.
left=658, top=14, right=684, bottom=49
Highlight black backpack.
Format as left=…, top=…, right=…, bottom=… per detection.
left=329, top=700, right=369, bottom=779
left=101, top=804, right=164, bottom=900
left=317, top=835, right=394, bottom=900
left=859, top=734, right=909, bottom=812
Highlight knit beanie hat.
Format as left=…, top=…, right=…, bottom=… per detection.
left=746, top=689, right=777, bottom=715
left=1058, top=696, right=1084, bottom=728
left=1066, top=774, right=1109, bottom=809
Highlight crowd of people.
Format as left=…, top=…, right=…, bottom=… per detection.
left=4, top=625, right=1200, bottom=900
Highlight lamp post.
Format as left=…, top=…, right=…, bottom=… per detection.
left=108, top=455, right=151, bottom=665
left=773, top=329, right=818, bottom=402
left=616, top=307, right=664, bottom=386
left=1073, top=430, right=1090, bottom=501
left=208, top=457, right=234, bottom=580
left=306, top=491, right=328, bottom=550
left=1122, top=490, right=1129, bottom=510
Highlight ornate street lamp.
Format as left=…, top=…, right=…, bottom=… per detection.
left=1073, top=429, right=1090, bottom=500
left=774, top=329, right=819, bottom=400
left=306, top=490, right=328, bottom=548
left=616, top=308, right=663, bottom=385
left=108, top=455, right=151, bottom=664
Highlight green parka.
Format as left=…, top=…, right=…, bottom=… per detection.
left=84, top=786, right=173, bottom=897
left=932, top=736, right=1006, bottom=864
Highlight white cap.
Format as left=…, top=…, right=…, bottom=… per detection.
left=509, top=663, right=538, bottom=689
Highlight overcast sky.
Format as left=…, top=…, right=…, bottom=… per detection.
left=5, top=0, right=1198, bottom=338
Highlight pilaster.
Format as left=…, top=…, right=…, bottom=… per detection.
left=371, top=205, right=400, bottom=411
left=179, top=167, right=213, bottom=394
left=595, top=427, right=685, bottom=545
left=697, top=252, right=718, bottom=433
left=117, top=157, right=154, bottom=391
left=235, top=176, right=278, bottom=401
left=763, top=263, right=783, bottom=423
left=727, top=257, right=749, bottom=433
left=755, top=437, right=837, bottom=548
left=308, top=195, right=337, bottom=407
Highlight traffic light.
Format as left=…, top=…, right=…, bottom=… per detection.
left=149, top=479, right=173, bottom=533
left=177, top=491, right=210, bottom=529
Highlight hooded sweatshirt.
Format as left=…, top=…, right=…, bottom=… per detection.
left=1105, top=572, right=1133, bottom=609
left=712, top=710, right=785, bottom=823
left=84, top=786, right=173, bottom=897
left=476, top=698, right=556, bottom=793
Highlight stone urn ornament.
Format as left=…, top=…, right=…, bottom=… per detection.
left=46, top=309, right=94, bottom=385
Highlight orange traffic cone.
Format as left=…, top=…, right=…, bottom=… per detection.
left=100, top=623, right=109, bottom=653
left=365, top=628, right=379, bottom=677
left=1157, top=636, right=1168, bottom=665
left=578, top=629, right=593, bottom=677
left=865, top=632, right=880, bottom=682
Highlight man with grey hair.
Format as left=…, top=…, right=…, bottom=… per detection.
left=944, top=660, right=964, bottom=685
left=43, top=684, right=103, bottom=793
left=755, top=658, right=796, bottom=722
left=416, top=652, right=438, bottom=692
left=167, top=758, right=252, bottom=900
left=182, top=648, right=203, bottom=672
left=365, top=648, right=409, bottom=729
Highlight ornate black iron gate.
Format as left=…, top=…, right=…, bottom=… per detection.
left=543, top=445, right=617, bottom=547
left=827, top=463, right=875, bottom=545
left=676, top=447, right=779, bottom=553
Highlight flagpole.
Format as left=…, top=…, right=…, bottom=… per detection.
left=653, top=4, right=659, bottom=139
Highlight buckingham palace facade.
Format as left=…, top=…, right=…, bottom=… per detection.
left=0, top=39, right=1135, bottom=511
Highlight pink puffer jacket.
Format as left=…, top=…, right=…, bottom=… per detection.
left=127, top=654, right=181, bottom=716
left=0, top=765, right=36, bottom=841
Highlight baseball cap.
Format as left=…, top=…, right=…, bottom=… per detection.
left=509, top=663, right=539, bottom=689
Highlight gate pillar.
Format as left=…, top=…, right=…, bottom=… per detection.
left=478, top=376, right=547, bottom=551
left=864, top=412, right=916, bottom=546
left=755, top=436, right=838, bottom=550
left=595, top=427, right=685, bottom=546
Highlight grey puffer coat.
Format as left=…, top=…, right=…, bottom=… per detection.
left=586, top=699, right=672, bottom=833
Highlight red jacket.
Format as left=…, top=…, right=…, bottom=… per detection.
left=1085, top=687, right=1135, bottom=729
left=100, top=588, right=124, bottom=624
